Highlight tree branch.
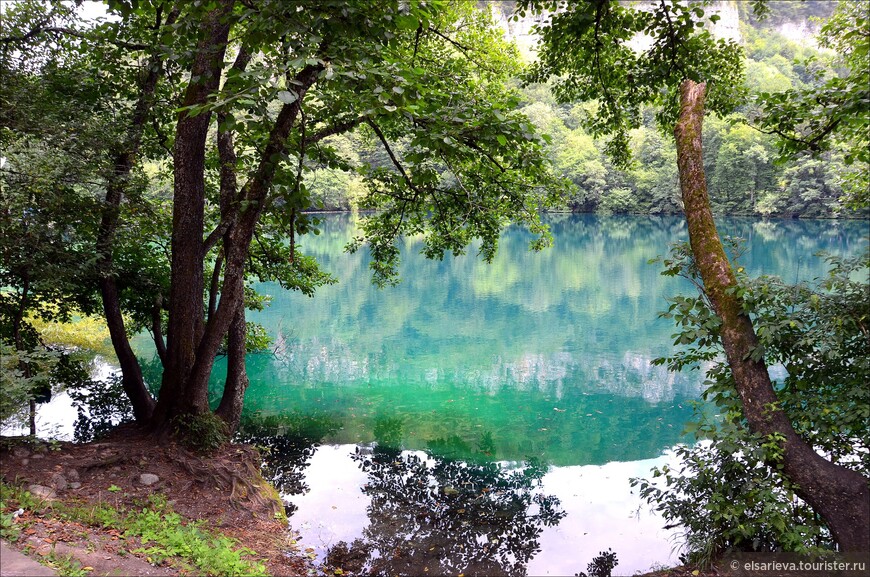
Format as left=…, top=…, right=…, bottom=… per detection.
left=365, top=118, right=419, bottom=195
left=302, top=116, right=367, bottom=147
left=0, top=26, right=150, bottom=50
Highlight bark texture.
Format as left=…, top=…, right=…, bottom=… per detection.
left=674, top=79, right=869, bottom=552
left=152, top=0, right=235, bottom=428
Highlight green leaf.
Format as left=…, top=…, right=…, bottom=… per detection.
left=277, top=90, right=298, bottom=105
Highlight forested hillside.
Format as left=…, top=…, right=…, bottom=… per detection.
left=303, top=1, right=866, bottom=218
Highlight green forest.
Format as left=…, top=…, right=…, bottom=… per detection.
left=302, top=1, right=868, bottom=219
left=1, top=0, right=868, bottom=575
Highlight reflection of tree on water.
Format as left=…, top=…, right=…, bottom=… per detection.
left=234, top=412, right=339, bottom=508
left=326, top=430, right=565, bottom=577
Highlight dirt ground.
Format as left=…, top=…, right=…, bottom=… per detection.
left=0, top=426, right=312, bottom=576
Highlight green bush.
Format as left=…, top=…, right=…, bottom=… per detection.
left=172, top=412, right=230, bottom=454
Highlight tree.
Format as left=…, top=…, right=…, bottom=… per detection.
left=520, top=0, right=869, bottom=552
left=637, top=243, right=869, bottom=563
left=709, top=123, right=776, bottom=214
left=2, top=1, right=563, bottom=438
left=0, top=1, right=116, bottom=432
left=751, top=0, right=869, bottom=209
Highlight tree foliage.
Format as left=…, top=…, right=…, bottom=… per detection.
left=1, top=0, right=566, bottom=436
left=751, top=1, right=870, bottom=208
left=521, top=0, right=744, bottom=166
left=637, top=243, right=869, bottom=563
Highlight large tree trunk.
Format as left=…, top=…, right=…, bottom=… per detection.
left=152, top=0, right=235, bottom=429
left=157, top=59, right=324, bottom=433
left=674, top=79, right=870, bottom=552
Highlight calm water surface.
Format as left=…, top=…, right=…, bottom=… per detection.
left=11, top=215, right=863, bottom=574
left=221, top=214, right=866, bottom=575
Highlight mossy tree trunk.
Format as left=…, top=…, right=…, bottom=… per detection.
left=674, top=79, right=869, bottom=552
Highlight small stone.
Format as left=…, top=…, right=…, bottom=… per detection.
left=139, top=473, right=160, bottom=486
left=31, top=454, right=44, bottom=460
left=69, top=482, right=82, bottom=489
left=50, top=473, right=68, bottom=490
left=20, top=458, right=29, bottom=466
left=66, top=469, right=80, bottom=482
left=28, top=484, right=57, bottom=500
left=12, top=447, right=30, bottom=458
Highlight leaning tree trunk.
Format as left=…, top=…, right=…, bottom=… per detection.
left=95, top=7, right=180, bottom=423
left=674, top=79, right=870, bottom=552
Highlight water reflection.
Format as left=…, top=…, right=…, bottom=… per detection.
left=235, top=413, right=340, bottom=506
left=236, top=214, right=865, bottom=467
left=323, top=445, right=565, bottom=577
left=234, top=414, right=567, bottom=576
left=268, top=437, right=684, bottom=575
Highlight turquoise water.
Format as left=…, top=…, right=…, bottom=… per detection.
left=225, top=213, right=864, bottom=574
left=236, top=214, right=863, bottom=462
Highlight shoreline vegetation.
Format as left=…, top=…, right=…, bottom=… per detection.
left=2, top=0, right=867, bottom=575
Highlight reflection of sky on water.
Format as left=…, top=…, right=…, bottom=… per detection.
left=285, top=444, right=683, bottom=576
left=0, top=359, right=116, bottom=441
left=529, top=456, right=681, bottom=575
left=0, top=391, right=76, bottom=440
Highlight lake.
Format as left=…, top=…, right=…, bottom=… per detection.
left=13, top=213, right=865, bottom=574
left=230, top=213, right=864, bottom=575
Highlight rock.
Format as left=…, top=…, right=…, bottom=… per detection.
left=28, top=484, right=57, bottom=500
left=66, top=468, right=80, bottom=482
left=139, top=473, right=160, bottom=486
left=20, top=458, right=29, bottom=466
left=69, top=482, right=82, bottom=490
left=50, top=473, right=68, bottom=490
left=30, top=453, right=44, bottom=460
left=12, top=447, right=30, bottom=458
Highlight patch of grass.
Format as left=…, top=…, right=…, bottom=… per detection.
left=0, top=481, right=42, bottom=541
left=46, top=550, right=90, bottom=577
left=126, top=496, right=266, bottom=576
left=0, top=483, right=266, bottom=577
left=0, top=502, right=21, bottom=541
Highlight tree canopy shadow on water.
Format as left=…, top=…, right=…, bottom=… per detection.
left=324, top=425, right=566, bottom=577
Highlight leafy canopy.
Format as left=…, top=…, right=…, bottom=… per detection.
left=520, top=0, right=744, bottom=166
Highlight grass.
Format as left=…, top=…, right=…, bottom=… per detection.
left=0, top=482, right=267, bottom=576
left=45, top=551, right=90, bottom=577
